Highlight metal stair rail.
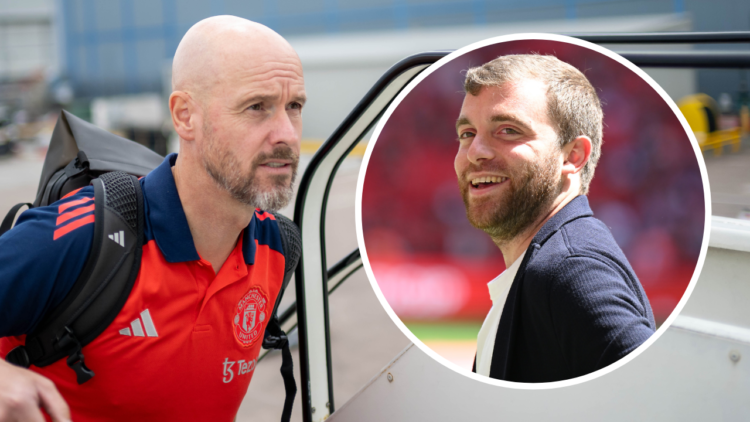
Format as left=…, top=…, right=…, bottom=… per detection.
left=292, top=51, right=446, bottom=422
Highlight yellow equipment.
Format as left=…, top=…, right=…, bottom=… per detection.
left=678, top=93, right=741, bottom=156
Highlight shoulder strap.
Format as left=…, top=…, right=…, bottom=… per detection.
left=6, top=172, right=144, bottom=385
left=262, top=212, right=301, bottom=422
left=267, top=212, right=301, bottom=322
left=0, top=202, right=33, bottom=237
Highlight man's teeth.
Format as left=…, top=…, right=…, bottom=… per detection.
left=471, top=176, right=507, bottom=186
left=266, top=163, right=284, bottom=168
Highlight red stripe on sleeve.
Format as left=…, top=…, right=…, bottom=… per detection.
left=53, top=214, right=95, bottom=240
left=56, top=204, right=95, bottom=226
left=61, top=187, right=84, bottom=200
left=58, top=196, right=93, bottom=213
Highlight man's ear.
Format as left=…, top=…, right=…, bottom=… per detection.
left=170, top=91, right=200, bottom=142
left=561, top=135, right=592, bottom=176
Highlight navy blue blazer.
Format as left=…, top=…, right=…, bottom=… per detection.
left=481, top=195, right=655, bottom=382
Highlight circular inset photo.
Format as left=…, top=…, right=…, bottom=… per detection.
left=356, top=34, right=710, bottom=387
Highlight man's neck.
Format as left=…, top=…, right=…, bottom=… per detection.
left=494, top=191, right=580, bottom=268
left=172, top=155, right=254, bottom=274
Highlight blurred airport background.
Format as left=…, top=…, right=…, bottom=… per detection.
left=0, top=0, right=749, bottom=419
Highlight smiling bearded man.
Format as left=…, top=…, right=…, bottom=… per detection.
left=454, top=54, right=656, bottom=382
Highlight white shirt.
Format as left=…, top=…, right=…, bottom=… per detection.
left=475, top=253, right=525, bottom=377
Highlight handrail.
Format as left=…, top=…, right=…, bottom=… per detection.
left=278, top=249, right=362, bottom=324
left=258, top=249, right=363, bottom=363
left=292, top=52, right=444, bottom=421
left=619, top=51, right=750, bottom=68
left=570, top=31, right=750, bottom=44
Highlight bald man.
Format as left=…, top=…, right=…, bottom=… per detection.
left=0, top=16, right=304, bottom=421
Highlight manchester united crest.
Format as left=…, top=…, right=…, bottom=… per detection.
left=233, top=287, right=268, bottom=347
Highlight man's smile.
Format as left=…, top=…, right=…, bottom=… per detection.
left=466, top=174, right=510, bottom=196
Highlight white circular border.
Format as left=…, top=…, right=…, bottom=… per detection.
left=354, top=32, right=712, bottom=390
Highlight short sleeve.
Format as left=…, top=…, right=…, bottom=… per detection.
left=0, top=186, right=95, bottom=336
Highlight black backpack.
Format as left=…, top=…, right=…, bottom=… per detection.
left=1, top=110, right=298, bottom=422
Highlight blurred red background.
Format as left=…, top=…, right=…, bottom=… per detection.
left=362, top=39, right=706, bottom=326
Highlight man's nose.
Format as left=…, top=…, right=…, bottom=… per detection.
left=466, top=134, right=494, bottom=164
left=269, top=110, right=300, bottom=147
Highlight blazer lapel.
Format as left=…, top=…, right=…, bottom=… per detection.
left=486, top=195, right=593, bottom=380
left=488, top=246, right=532, bottom=380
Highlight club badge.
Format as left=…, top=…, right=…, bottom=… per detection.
left=233, top=287, right=268, bottom=347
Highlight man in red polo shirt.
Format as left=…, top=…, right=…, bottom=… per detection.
left=0, top=15, right=305, bottom=421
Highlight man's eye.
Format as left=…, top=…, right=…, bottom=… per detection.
left=458, top=131, right=474, bottom=141
left=500, top=127, right=520, bottom=135
left=248, top=103, right=263, bottom=111
left=288, top=102, right=303, bottom=110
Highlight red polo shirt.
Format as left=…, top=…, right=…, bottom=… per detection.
left=1, top=154, right=286, bottom=421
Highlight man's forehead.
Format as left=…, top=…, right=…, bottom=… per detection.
left=230, top=56, right=304, bottom=81
left=458, top=79, right=550, bottom=126
left=221, top=62, right=305, bottom=96
left=207, top=44, right=304, bottom=104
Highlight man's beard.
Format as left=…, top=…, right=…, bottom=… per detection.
left=459, top=150, right=562, bottom=243
left=201, top=127, right=299, bottom=211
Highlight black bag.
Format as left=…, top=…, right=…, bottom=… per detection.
left=2, top=110, right=298, bottom=422
left=34, top=110, right=164, bottom=208
left=2, top=110, right=163, bottom=382
left=5, top=171, right=146, bottom=384
left=1, top=110, right=163, bottom=234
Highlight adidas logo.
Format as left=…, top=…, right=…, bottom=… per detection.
left=119, top=309, right=158, bottom=337
left=108, top=230, right=125, bottom=247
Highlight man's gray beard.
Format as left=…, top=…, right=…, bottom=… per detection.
left=201, top=132, right=298, bottom=212
left=460, top=150, right=562, bottom=243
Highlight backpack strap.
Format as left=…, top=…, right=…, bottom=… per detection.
left=38, top=151, right=91, bottom=208
left=265, top=212, right=301, bottom=332
left=6, top=172, right=144, bottom=385
left=262, top=212, right=301, bottom=422
left=0, top=202, right=33, bottom=237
